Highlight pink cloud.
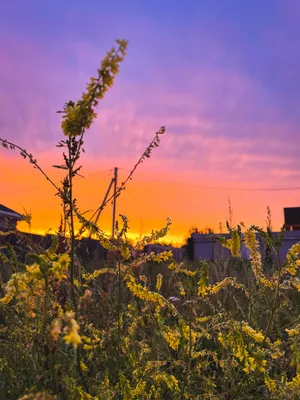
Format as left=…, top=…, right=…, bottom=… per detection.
left=1, top=33, right=300, bottom=239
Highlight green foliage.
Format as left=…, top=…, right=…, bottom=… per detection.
left=2, top=219, right=300, bottom=399
left=60, top=39, right=128, bottom=137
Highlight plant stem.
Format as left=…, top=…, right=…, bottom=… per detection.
left=67, top=138, right=89, bottom=394
left=68, top=141, right=77, bottom=315
left=180, top=300, right=193, bottom=400
left=146, top=301, right=174, bottom=362
left=117, top=259, right=122, bottom=396
left=262, top=249, right=281, bottom=346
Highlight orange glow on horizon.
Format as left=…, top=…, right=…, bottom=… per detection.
left=2, top=150, right=299, bottom=247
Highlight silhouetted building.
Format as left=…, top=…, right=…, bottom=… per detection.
left=0, top=204, right=23, bottom=230
left=284, top=207, right=300, bottom=231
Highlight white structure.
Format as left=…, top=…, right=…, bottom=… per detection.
left=192, top=231, right=300, bottom=262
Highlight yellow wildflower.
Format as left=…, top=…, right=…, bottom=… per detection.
left=131, top=381, right=147, bottom=397
left=180, top=321, right=198, bottom=344
left=286, top=327, right=300, bottom=337
left=64, top=328, right=81, bottom=348
left=292, top=279, right=300, bottom=292
left=210, top=277, right=234, bottom=295
left=286, top=264, right=298, bottom=275
left=0, top=293, right=13, bottom=304
left=156, top=273, right=163, bottom=292
left=287, top=373, right=300, bottom=390
left=51, top=319, right=62, bottom=341
left=152, top=251, right=173, bottom=263
left=163, top=327, right=181, bottom=350
left=179, top=268, right=198, bottom=277
left=242, top=322, right=264, bottom=343
left=1, top=273, right=28, bottom=303
left=244, top=229, right=264, bottom=283
left=219, top=230, right=241, bottom=257
left=80, top=361, right=88, bottom=372
left=50, top=254, right=70, bottom=280
left=63, top=312, right=82, bottom=348
left=196, top=316, right=210, bottom=323
left=26, top=264, right=41, bottom=277
left=197, top=263, right=209, bottom=297
left=178, top=282, right=185, bottom=296
left=230, top=230, right=241, bottom=257
left=153, top=372, right=180, bottom=393
left=265, top=375, right=277, bottom=392
left=83, top=267, right=116, bottom=282
left=58, top=253, right=70, bottom=267
left=168, top=262, right=177, bottom=270
left=287, top=243, right=300, bottom=262
left=125, top=275, right=165, bottom=307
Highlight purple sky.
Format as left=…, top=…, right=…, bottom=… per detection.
left=1, top=1, right=300, bottom=239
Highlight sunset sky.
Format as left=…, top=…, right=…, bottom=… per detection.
left=1, top=0, right=300, bottom=244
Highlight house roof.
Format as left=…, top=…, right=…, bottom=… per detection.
left=0, top=204, right=23, bottom=220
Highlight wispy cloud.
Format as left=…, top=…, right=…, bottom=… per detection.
left=1, top=1, right=300, bottom=240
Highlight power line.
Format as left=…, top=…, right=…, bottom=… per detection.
left=117, top=167, right=300, bottom=192
left=190, top=185, right=300, bottom=192
left=2, top=165, right=300, bottom=195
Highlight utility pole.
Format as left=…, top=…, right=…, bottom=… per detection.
left=112, top=167, right=118, bottom=238
left=89, top=167, right=118, bottom=239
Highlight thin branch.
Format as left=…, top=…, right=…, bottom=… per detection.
left=0, top=138, right=61, bottom=194
left=76, top=126, right=165, bottom=238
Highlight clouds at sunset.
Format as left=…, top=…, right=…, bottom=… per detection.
left=1, top=0, right=300, bottom=242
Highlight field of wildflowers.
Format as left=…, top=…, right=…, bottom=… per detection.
left=1, top=40, right=300, bottom=400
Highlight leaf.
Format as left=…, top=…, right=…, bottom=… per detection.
left=52, top=165, right=68, bottom=170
